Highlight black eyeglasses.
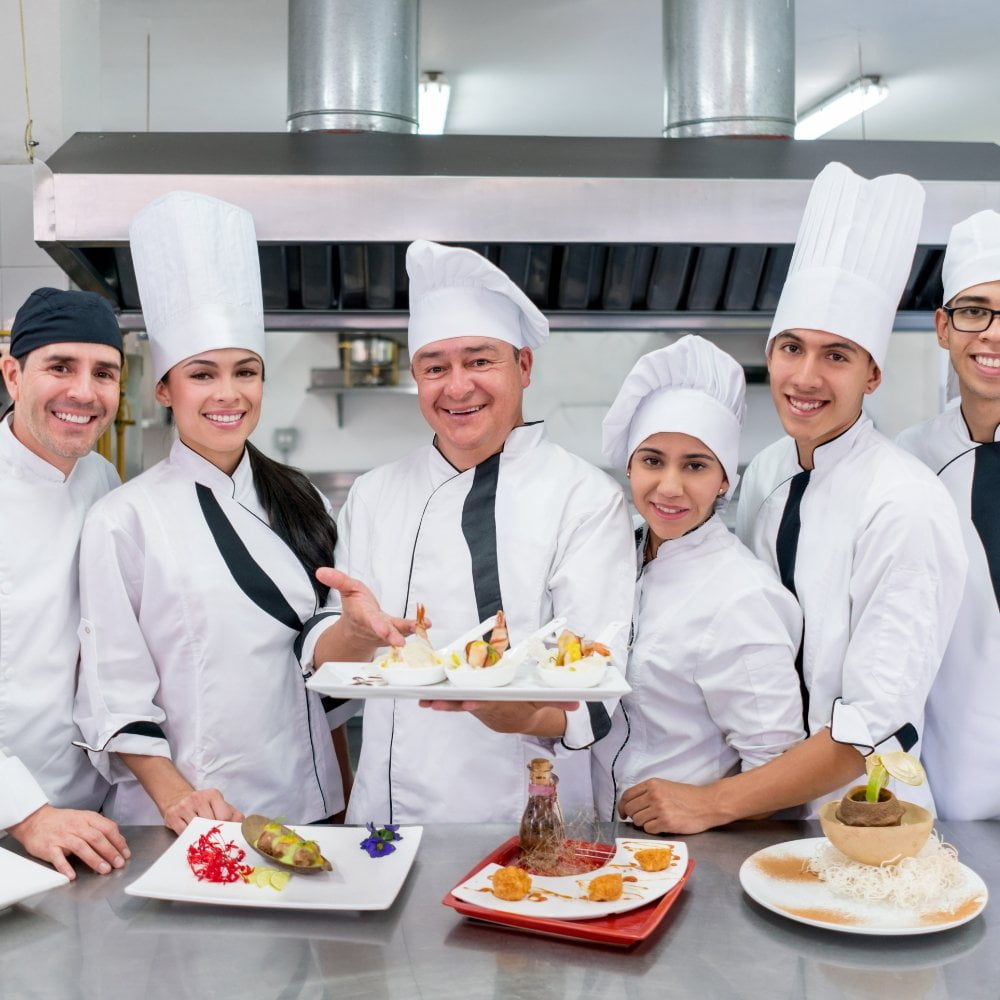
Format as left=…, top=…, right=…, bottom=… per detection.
left=942, top=305, right=1000, bottom=333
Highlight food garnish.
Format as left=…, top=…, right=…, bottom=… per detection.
left=187, top=824, right=254, bottom=884
left=360, top=822, right=403, bottom=858
left=553, top=629, right=610, bottom=667
left=463, top=611, right=510, bottom=668
left=378, top=604, right=443, bottom=670
left=864, top=751, right=926, bottom=803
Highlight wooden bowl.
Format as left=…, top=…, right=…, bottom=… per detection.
left=818, top=799, right=934, bottom=866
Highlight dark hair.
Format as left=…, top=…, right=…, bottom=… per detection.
left=246, top=442, right=338, bottom=606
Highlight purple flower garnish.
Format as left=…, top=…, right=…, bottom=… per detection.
left=360, top=822, right=403, bottom=858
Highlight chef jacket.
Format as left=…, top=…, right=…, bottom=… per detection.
left=897, top=408, right=1000, bottom=819
left=736, top=414, right=967, bottom=814
left=591, top=515, right=806, bottom=822
left=74, top=440, right=349, bottom=825
left=338, top=422, right=636, bottom=824
left=0, top=413, right=117, bottom=829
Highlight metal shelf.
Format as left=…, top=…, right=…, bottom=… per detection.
left=307, top=383, right=418, bottom=427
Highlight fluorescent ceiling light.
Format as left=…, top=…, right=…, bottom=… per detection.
left=419, top=72, right=451, bottom=135
left=794, top=76, right=889, bottom=140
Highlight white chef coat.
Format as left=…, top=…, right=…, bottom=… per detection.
left=0, top=413, right=117, bottom=829
left=736, top=414, right=967, bottom=815
left=897, top=408, right=1000, bottom=819
left=74, top=439, right=348, bottom=825
left=338, top=422, right=635, bottom=824
left=591, top=515, right=806, bottom=822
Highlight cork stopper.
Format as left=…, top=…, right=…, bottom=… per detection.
left=528, top=757, right=555, bottom=785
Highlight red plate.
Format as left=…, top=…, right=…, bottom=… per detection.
left=441, top=836, right=694, bottom=947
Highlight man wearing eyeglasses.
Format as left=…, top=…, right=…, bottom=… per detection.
left=897, top=210, right=1000, bottom=821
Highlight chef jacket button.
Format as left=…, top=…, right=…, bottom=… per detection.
left=0, top=582, right=10, bottom=596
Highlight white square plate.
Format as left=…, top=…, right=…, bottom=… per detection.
left=125, top=818, right=422, bottom=910
left=450, top=838, right=687, bottom=920
left=307, top=660, right=631, bottom=702
left=0, top=847, right=69, bottom=909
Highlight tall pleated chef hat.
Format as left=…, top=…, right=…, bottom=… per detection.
left=768, top=161, right=925, bottom=369
left=406, top=239, right=548, bottom=357
left=129, top=191, right=265, bottom=381
left=602, top=334, right=746, bottom=499
left=942, top=209, right=1000, bottom=304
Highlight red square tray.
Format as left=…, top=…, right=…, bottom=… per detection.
left=441, top=836, right=694, bottom=947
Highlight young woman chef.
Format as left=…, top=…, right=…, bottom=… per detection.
left=74, top=192, right=413, bottom=832
left=591, top=335, right=806, bottom=831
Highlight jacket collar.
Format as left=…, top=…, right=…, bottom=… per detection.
left=167, top=438, right=258, bottom=508
left=428, top=421, right=546, bottom=478
left=0, top=412, right=74, bottom=484
left=808, top=413, right=872, bottom=476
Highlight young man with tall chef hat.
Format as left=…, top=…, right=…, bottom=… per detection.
left=607, top=163, right=966, bottom=834
left=337, top=239, right=636, bottom=824
left=0, top=288, right=130, bottom=878
left=896, top=210, right=1000, bottom=820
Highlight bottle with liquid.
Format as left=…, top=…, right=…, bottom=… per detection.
left=518, top=757, right=565, bottom=874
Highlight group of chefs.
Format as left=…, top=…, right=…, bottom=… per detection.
left=0, top=159, right=997, bottom=881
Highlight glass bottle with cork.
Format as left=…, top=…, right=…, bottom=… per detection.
left=519, top=757, right=565, bottom=875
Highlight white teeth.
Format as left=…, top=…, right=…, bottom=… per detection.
left=54, top=411, right=91, bottom=424
left=447, top=406, right=483, bottom=415
left=652, top=504, right=686, bottom=515
left=789, top=398, right=824, bottom=412
left=974, top=355, right=1000, bottom=369
left=205, top=413, right=242, bottom=424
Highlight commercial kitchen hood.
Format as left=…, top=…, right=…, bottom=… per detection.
left=33, top=132, right=1000, bottom=334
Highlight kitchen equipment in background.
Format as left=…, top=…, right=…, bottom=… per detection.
left=273, top=426, right=300, bottom=463
left=338, top=335, right=400, bottom=387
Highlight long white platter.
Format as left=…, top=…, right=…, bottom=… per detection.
left=307, top=660, right=631, bottom=702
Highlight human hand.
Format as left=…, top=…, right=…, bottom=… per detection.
left=418, top=699, right=578, bottom=737
left=617, top=778, right=723, bottom=835
left=315, top=567, right=418, bottom=653
left=6, top=804, right=130, bottom=880
left=160, top=788, right=244, bottom=836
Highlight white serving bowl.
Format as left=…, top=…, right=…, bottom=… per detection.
left=377, top=662, right=446, bottom=686
left=445, top=659, right=518, bottom=688
left=536, top=653, right=608, bottom=689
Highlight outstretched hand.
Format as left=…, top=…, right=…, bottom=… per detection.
left=315, top=567, right=420, bottom=659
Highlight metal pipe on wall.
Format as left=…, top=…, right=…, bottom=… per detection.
left=663, top=0, right=795, bottom=138
left=287, top=0, right=419, bottom=133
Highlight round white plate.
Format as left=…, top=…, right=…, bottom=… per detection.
left=739, top=837, right=988, bottom=936
left=451, top=838, right=687, bottom=921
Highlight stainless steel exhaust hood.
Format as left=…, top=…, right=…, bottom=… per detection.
left=33, top=132, right=1000, bottom=333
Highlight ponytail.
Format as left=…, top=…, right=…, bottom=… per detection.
left=246, top=442, right=337, bottom=606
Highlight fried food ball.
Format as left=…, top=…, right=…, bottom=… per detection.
left=490, top=865, right=532, bottom=901
left=634, top=848, right=672, bottom=872
left=587, top=872, right=623, bottom=902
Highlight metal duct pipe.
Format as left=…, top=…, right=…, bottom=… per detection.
left=663, top=0, right=795, bottom=138
left=287, top=0, right=419, bottom=133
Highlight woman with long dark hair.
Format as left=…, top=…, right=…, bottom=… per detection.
left=74, top=192, right=409, bottom=832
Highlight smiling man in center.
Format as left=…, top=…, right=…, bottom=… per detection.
left=338, top=239, right=635, bottom=824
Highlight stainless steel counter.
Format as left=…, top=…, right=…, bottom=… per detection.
left=1, top=821, right=997, bottom=1000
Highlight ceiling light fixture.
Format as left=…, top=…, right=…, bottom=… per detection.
left=794, top=75, right=889, bottom=140
left=418, top=72, right=451, bottom=135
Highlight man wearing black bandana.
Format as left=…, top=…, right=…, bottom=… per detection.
left=0, top=287, right=129, bottom=879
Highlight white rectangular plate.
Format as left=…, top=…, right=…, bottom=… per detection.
left=307, top=660, right=631, bottom=701
left=125, top=818, right=422, bottom=910
left=451, top=838, right=687, bottom=921
left=0, top=847, right=69, bottom=909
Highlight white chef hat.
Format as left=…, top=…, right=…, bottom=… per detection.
left=942, top=210, right=1000, bottom=304
left=768, top=162, right=925, bottom=369
left=406, top=239, right=548, bottom=357
left=129, top=191, right=265, bottom=381
left=602, top=335, right=746, bottom=499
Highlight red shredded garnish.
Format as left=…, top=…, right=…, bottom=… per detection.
left=186, top=824, right=255, bottom=884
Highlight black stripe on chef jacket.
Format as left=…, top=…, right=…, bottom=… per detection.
left=460, top=450, right=612, bottom=746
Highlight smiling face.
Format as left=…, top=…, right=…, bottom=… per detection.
left=410, top=337, right=532, bottom=470
left=628, top=432, right=728, bottom=556
left=154, top=348, right=264, bottom=474
left=767, top=329, right=881, bottom=469
left=936, top=280, right=1000, bottom=439
left=0, top=342, right=121, bottom=476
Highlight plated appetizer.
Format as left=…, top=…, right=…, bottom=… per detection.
left=241, top=815, right=332, bottom=873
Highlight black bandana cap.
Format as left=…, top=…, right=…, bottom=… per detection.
left=10, top=287, right=123, bottom=359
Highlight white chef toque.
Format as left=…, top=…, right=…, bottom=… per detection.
left=602, top=334, right=746, bottom=499
left=129, top=191, right=265, bottom=381
left=942, top=209, right=1000, bottom=304
left=768, top=161, right=925, bottom=369
left=406, top=239, right=548, bottom=357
